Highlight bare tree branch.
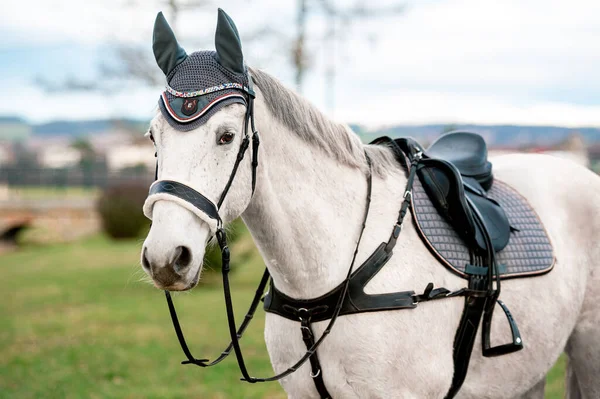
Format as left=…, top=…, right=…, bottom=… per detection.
left=290, top=0, right=405, bottom=110
left=36, top=0, right=272, bottom=94
left=35, top=0, right=405, bottom=117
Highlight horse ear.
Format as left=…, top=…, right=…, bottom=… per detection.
left=214, top=8, right=245, bottom=74
left=153, top=12, right=187, bottom=76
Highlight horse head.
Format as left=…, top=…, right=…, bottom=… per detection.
left=141, top=9, right=256, bottom=291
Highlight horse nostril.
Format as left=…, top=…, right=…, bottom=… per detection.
left=173, top=245, right=192, bottom=272
left=142, top=247, right=151, bottom=273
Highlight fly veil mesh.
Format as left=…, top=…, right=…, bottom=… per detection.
left=159, top=51, right=250, bottom=132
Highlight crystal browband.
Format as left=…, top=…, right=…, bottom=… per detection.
left=165, top=82, right=249, bottom=98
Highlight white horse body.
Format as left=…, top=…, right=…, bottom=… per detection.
left=241, top=93, right=600, bottom=398
left=143, top=73, right=600, bottom=398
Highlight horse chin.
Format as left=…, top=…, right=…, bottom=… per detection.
left=152, top=264, right=202, bottom=292
left=182, top=267, right=202, bottom=291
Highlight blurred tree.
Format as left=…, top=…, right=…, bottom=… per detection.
left=72, top=138, right=94, bottom=187
left=37, top=0, right=273, bottom=92
left=71, top=138, right=95, bottom=156
left=37, top=0, right=405, bottom=114
left=292, top=0, right=405, bottom=111
left=102, top=0, right=217, bottom=87
left=12, top=142, right=40, bottom=169
left=7, top=143, right=39, bottom=186
left=71, top=138, right=105, bottom=187
left=558, top=132, right=585, bottom=152
left=97, top=182, right=150, bottom=239
left=121, top=163, right=151, bottom=178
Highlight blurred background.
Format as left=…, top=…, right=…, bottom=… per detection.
left=1, top=0, right=598, bottom=398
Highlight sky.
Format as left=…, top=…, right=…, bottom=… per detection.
left=1, top=0, right=600, bottom=128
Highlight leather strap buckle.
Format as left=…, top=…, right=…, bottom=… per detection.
left=296, top=307, right=311, bottom=321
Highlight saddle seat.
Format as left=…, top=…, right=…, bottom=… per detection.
left=410, top=132, right=510, bottom=252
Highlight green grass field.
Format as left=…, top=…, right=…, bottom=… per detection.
left=8, top=186, right=99, bottom=200
left=0, top=232, right=566, bottom=398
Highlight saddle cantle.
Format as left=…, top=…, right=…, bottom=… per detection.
left=427, top=132, right=493, bottom=189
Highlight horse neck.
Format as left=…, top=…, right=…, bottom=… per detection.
left=241, top=96, right=401, bottom=298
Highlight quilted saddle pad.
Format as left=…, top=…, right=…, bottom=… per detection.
left=411, top=179, right=555, bottom=280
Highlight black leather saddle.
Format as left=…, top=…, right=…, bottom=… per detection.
left=417, top=132, right=510, bottom=252
left=368, top=132, right=526, bottom=398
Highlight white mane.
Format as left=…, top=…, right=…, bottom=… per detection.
left=250, top=68, right=398, bottom=176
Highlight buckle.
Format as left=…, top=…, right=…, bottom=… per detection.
left=297, top=307, right=310, bottom=321
left=216, top=228, right=227, bottom=247
left=392, top=223, right=402, bottom=239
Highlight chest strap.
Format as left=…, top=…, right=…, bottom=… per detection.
left=263, top=242, right=417, bottom=322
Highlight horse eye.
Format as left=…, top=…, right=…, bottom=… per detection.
left=148, top=132, right=155, bottom=143
left=218, top=132, right=235, bottom=145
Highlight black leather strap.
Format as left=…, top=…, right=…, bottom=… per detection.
left=263, top=242, right=417, bottom=323
left=216, top=99, right=253, bottom=208
left=159, top=92, right=262, bottom=370
left=281, top=306, right=332, bottom=398
left=149, top=180, right=221, bottom=223
left=445, top=258, right=487, bottom=399
left=235, top=155, right=375, bottom=384
left=164, top=268, right=271, bottom=367
left=263, top=151, right=425, bottom=324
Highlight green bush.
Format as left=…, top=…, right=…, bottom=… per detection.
left=97, top=182, right=149, bottom=239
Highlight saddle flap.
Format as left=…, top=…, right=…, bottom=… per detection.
left=466, top=191, right=510, bottom=252
left=416, top=158, right=510, bottom=253
left=417, top=159, right=475, bottom=244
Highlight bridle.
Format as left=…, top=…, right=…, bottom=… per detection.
left=153, top=78, right=269, bottom=376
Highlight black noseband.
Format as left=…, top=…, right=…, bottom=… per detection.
left=149, top=180, right=222, bottom=224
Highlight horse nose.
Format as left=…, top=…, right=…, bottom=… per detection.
left=142, top=245, right=193, bottom=283
left=171, top=245, right=193, bottom=272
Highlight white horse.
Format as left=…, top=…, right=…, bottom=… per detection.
left=141, top=63, right=600, bottom=399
